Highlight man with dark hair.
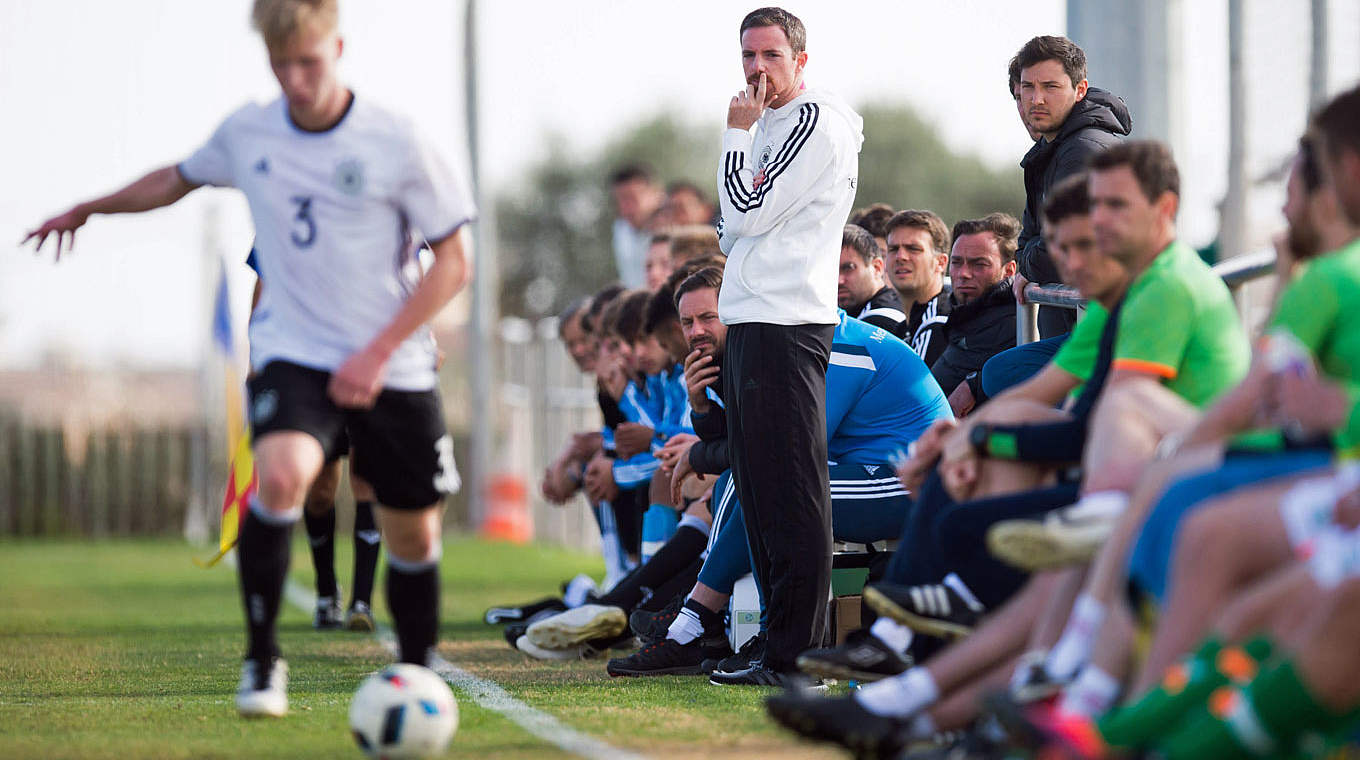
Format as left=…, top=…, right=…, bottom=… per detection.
left=931, top=213, right=1020, bottom=416
left=840, top=224, right=908, bottom=334
left=885, top=209, right=952, bottom=366
left=664, top=181, right=717, bottom=226
left=611, top=163, right=665, bottom=289
left=1011, top=35, right=1131, bottom=343
left=850, top=202, right=895, bottom=253
left=714, top=6, right=864, bottom=685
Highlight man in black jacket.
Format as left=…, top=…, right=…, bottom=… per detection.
left=1012, top=36, right=1131, bottom=342
left=931, top=214, right=1019, bottom=417
left=839, top=224, right=908, bottom=334
left=885, top=209, right=952, bottom=367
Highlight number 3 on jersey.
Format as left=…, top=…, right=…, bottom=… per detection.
left=290, top=195, right=316, bottom=248
left=432, top=435, right=461, bottom=495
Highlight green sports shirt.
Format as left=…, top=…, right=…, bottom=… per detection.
left=1269, top=236, right=1360, bottom=460
left=1053, top=240, right=1250, bottom=407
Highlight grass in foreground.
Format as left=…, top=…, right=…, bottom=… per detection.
left=0, top=537, right=838, bottom=759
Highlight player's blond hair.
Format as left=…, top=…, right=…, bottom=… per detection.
left=251, top=0, right=338, bottom=48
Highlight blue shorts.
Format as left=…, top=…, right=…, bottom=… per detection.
left=1128, top=449, right=1333, bottom=603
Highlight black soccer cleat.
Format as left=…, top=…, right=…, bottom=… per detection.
left=313, top=596, right=343, bottom=630
left=628, top=594, right=683, bottom=643
left=708, top=632, right=766, bottom=675
left=863, top=582, right=983, bottom=639
left=606, top=633, right=731, bottom=677
left=765, top=690, right=912, bottom=758
left=795, top=628, right=913, bottom=683
left=710, top=663, right=822, bottom=688
left=483, top=596, right=566, bottom=625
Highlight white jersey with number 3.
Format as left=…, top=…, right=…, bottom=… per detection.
left=179, top=95, right=474, bottom=391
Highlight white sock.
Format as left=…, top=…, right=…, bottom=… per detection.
left=907, top=713, right=937, bottom=739
left=665, top=602, right=705, bottom=645
left=1009, top=649, right=1049, bottom=691
left=870, top=616, right=914, bottom=654
left=854, top=666, right=939, bottom=718
left=1058, top=665, right=1121, bottom=718
left=942, top=572, right=984, bottom=612
left=1046, top=593, right=1106, bottom=680
left=1067, top=490, right=1129, bottom=521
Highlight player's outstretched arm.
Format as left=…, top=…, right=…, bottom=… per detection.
left=22, top=165, right=196, bottom=260
left=327, top=226, right=471, bottom=408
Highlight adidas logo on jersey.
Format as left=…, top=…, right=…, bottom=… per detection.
left=254, top=157, right=270, bottom=175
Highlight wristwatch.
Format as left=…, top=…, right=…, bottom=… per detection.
left=968, top=423, right=991, bottom=456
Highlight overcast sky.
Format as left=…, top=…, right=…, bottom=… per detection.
left=1, top=0, right=1353, bottom=370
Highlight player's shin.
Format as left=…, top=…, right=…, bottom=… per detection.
left=238, top=496, right=301, bottom=662
left=387, top=545, right=442, bottom=665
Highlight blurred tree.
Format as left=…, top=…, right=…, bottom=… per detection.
left=495, top=105, right=1024, bottom=317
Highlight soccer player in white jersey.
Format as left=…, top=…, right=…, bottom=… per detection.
left=23, top=0, right=473, bottom=718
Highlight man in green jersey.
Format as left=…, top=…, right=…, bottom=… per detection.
left=1017, top=88, right=1360, bottom=759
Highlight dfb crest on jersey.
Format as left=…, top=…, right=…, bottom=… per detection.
left=333, top=158, right=365, bottom=196
left=758, top=144, right=773, bottom=169
left=252, top=389, right=278, bottom=425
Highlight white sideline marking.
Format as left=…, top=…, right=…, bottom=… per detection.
left=280, top=577, right=645, bottom=760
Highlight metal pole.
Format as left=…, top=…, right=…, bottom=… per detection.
left=464, top=0, right=499, bottom=530
left=1220, top=0, right=1249, bottom=263
left=1016, top=302, right=1039, bottom=346
left=1310, top=0, right=1330, bottom=110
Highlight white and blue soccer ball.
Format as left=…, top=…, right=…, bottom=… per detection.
left=350, top=664, right=458, bottom=759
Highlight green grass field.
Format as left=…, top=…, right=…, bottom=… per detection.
left=0, top=537, right=840, bottom=759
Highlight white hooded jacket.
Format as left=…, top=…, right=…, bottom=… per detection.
left=715, top=87, right=864, bottom=326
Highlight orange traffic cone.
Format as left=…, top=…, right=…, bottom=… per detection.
left=481, top=474, right=532, bottom=543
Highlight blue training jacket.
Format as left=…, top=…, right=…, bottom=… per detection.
left=827, top=311, right=954, bottom=465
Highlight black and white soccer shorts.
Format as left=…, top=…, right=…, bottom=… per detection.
left=247, top=360, right=458, bottom=510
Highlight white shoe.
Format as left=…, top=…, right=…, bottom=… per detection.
left=515, top=635, right=586, bottom=661
left=236, top=658, right=288, bottom=717
left=526, top=604, right=627, bottom=649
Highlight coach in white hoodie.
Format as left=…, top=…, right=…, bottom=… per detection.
left=710, top=6, right=864, bottom=684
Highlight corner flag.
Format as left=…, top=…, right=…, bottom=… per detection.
left=195, top=263, right=256, bottom=568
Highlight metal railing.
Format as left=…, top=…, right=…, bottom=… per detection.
left=1017, top=249, right=1278, bottom=345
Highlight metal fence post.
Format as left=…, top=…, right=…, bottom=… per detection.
left=1017, top=302, right=1040, bottom=346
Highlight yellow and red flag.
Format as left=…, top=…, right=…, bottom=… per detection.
left=195, top=264, right=257, bottom=568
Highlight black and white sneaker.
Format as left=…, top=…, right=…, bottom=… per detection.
left=628, top=595, right=682, bottom=643
left=708, top=632, right=766, bottom=674
left=765, top=690, right=911, bottom=757
left=709, top=663, right=821, bottom=688
left=863, top=582, right=983, bottom=639
left=606, top=634, right=731, bottom=677
left=236, top=657, right=288, bottom=718
left=796, top=628, right=913, bottom=682
left=484, top=596, right=566, bottom=625
left=313, top=596, right=343, bottom=630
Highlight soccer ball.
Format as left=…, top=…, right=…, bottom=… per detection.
left=350, top=664, right=458, bottom=759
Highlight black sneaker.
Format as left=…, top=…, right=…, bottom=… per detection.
left=313, top=596, right=343, bottom=630
left=484, top=596, right=566, bottom=625
left=863, top=582, right=983, bottom=639
left=606, top=633, right=731, bottom=677
left=628, top=595, right=682, bottom=642
left=765, top=690, right=911, bottom=757
left=795, top=628, right=912, bottom=682
left=709, top=663, right=821, bottom=688
left=708, top=632, right=766, bottom=674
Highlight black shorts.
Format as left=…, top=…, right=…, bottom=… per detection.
left=247, top=361, right=457, bottom=509
left=325, top=428, right=352, bottom=464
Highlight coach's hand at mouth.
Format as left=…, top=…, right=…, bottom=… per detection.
left=728, top=72, right=777, bottom=131
left=328, top=345, right=389, bottom=409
